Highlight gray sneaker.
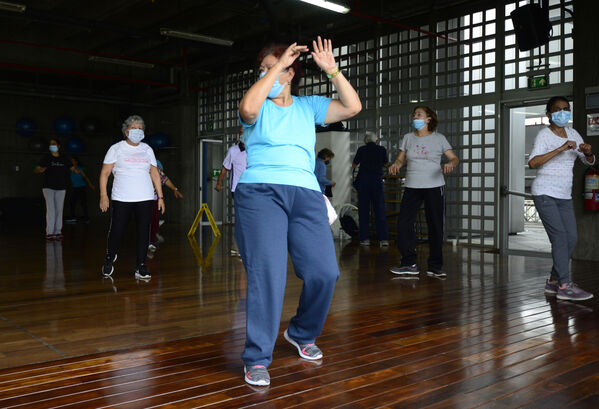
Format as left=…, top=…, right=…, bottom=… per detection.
left=360, top=239, right=370, bottom=246
left=380, top=240, right=390, bottom=247
left=284, top=329, right=323, bottom=360
left=244, top=365, right=270, bottom=386
left=556, top=283, right=594, bottom=301
left=390, top=264, right=419, bottom=275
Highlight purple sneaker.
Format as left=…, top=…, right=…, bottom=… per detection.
left=557, top=283, right=594, bottom=301
left=544, top=279, right=559, bottom=295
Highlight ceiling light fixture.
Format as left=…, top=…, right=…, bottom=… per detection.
left=88, top=56, right=154, bottom=69
left=0, top=1, right=26, bottom=13
left=297, top=0, right=349, bottom=14
left=160, top=28, right=234, bottom=47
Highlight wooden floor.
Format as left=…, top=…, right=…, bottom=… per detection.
left=1, top=221, right=599, bottom=408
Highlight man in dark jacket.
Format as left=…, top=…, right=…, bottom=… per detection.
left=352, top=131, right=389, bottom=246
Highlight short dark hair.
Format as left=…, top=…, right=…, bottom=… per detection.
left=49, top=138, right=61, bottom=147
left=546, top=96, right=570, bottom=113
left=257, top=44, right=304, bottom=95
left=413, top=106, right=439, bottom=132
left=317, top=148, right=335, bottom=160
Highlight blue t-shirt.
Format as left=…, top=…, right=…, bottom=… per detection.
left=239, top=95, right=331, bottom=192
left=70, top=165, right=86, bottom=188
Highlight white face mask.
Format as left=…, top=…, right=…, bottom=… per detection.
left=128, top=128, right=145, bottom=143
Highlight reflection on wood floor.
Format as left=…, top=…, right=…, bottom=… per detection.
left=1, top=222, right=599, bottom=407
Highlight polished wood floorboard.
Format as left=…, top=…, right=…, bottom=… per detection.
left=1, top=221, right=598, bottom=408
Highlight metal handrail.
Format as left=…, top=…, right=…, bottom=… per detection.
left=500, top=185, right=533, bottom=199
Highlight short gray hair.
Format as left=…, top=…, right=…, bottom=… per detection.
left=364, top=131, right=377, bottom=144
left=121, top=115, right=145, bottom=136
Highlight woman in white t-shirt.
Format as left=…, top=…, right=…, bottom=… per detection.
left=529, top=96, right=595, bottom=301
left=388, top=106, right=459, bottom=279
left=98, top=115, right=165, bottom=280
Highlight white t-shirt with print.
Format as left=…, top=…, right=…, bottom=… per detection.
left=400, top=132, right=452, bottom=188
left=103, top=140, right=157, bottom=202
left=530, top=127, right=593, bottom=199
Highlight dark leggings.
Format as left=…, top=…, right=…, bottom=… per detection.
left=70, top=187, right=88, bottom=219
left=106, top=200, right=153, bottom=266
left=396, top=186, right=445, bottom=270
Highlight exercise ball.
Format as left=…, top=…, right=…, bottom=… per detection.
left=53, top=117, right=75, bottom=137
left=16, top=118, right=37, bottom=137
left=147, top=133, right=170, bottom=149
left=65, top=137, right=84, bottom=153
left=81, top=117, right=103, bottom=135
left=28, top=137, right=48, bottom=152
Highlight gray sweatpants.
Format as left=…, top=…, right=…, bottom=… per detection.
left=42, top=188, right=66, bottom=235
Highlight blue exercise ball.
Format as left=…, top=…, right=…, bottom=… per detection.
left=28, top=137, right=47, bottom=152
left=81, top=117, right=103, bottom=135
left=53, top=117, right=76, bottom=137
left=65, top=137, right=84, bottom=153
left=16, top=118, right=37, bottom=137
left=147, top=133, right=170, bottom=149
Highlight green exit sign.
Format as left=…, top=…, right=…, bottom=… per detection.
left=528, top=75, right=549, bottom=89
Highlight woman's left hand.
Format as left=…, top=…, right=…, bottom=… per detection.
left=311, top=36, right=338, bottom=75
left=158, top=198, right=165, bottom=214
left=579, top=143, right=593, bottom=156
left=443, top=163, right=455, bottom=174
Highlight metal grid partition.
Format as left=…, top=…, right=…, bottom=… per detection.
left=196, top=1, right=575, bottom=247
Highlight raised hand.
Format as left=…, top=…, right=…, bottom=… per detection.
left=278, top=42, right=308, bottom=70
left=311, top=36, right=338, bottom=75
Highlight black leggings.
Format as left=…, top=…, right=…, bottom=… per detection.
left=396, top=186, right=445, bottom=270
left=106, top=200, right=153, bottom=266
left=70, top=187, right=88, bottom=219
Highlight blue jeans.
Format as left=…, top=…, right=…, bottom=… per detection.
left=234, top=183, right=339, bottom=367
left=533, top=195, right=577, bottom=285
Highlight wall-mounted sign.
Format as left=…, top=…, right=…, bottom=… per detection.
left=528, top=75, right=549, bottom=89
left=587, top=113, right=599, bottom=136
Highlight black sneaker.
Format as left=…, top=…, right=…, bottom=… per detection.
left=101, top=254, right=117, bottom=276
left=134, top=263, right=151, bottom=280
left=426, top=268, right=447, bottom=279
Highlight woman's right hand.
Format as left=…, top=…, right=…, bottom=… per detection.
left=99, top=196, right=109, bottom=213
left=561, top=140, right=577, bottom=151
left=277, top=42, right=308, bottom=70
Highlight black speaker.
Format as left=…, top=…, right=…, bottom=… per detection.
left=510, top=4, right=551, bottom=52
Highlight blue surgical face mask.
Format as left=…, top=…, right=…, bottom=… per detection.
left=49, top=145, right=58, bottom=153
left=259, top=71, right=285, bottom=99
left=413, top=119, right=426, bottom=131
left=128, top=128, right=145, bottom=144
left=551, top=110, right=571, bottom=127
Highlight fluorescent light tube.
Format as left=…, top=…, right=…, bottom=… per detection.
left=0, top=1, right=26, bottom=13
left=160, top=28, right=234, bottom=47
left=88, top=56, right=154, bottom=69
left=298, top=0, right=349, bottom=14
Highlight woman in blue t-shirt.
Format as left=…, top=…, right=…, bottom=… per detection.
left=237, top=37, right=361, bottom=386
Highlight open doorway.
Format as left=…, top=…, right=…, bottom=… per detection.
left=501, top=102, right=573, bottom=254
